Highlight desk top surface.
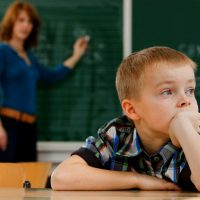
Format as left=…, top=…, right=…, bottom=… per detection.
left=0, top=188, right=199, bottom=200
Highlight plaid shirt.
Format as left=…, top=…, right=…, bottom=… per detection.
left=72, top=115, right=195, bottom=190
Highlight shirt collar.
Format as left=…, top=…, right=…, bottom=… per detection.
left=119, top=128, right=143, bottom=157
left=125, top=127, right=181, bottom=160
left=131, top=128, right=143, bottom=156
left=158, top=141, right=182, bottom=164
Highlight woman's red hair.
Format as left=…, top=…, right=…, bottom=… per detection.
left=0, top=1, right=41, bottom=49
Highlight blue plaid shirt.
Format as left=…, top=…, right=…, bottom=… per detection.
left=72, top=115, right=196, bottom=190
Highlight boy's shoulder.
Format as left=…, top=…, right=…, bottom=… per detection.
left=97, top=115, right=134, bottom=136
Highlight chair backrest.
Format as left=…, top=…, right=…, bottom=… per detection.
left=20, top=162, right=52, bottom=188
left=0, top=163, right=25, bottom=188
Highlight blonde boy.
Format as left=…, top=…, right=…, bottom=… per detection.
left=51, top=46, right=200, bottom=191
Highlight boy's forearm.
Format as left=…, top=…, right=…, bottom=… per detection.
left=51, top=161, right=138, bottom=190
left=171, top=121, right=200, bottom=190
left=176, top=129, right=200, bottom=190
left=51, top=156, right=180, bottom=191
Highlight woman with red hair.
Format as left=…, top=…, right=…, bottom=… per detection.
left=0, top=1, right=88, bottom=162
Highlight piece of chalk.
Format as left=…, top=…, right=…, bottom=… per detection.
left=85, top=35, right=90, bottom=41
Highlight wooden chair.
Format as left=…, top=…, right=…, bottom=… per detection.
left=0, top=163, right=25, bottom=188
left=20, top=162, right=52, bottom=188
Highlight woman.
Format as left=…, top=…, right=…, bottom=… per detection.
left=0, top=1, right=88, bottom=162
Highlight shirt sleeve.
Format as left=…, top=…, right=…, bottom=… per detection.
left=72, top=147, right=103, bottom=168
left=71, top=123, right=118, bottom=169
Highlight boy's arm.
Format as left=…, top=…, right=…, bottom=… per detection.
left=169, top=111, right=200, bottom=191
left=51, top=155, right=180, bottom=191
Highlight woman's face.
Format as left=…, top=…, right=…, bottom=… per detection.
left=12, top=10, right=33, bottom=41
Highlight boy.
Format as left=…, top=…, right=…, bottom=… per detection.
left=51, top=46, right=200, bottom=191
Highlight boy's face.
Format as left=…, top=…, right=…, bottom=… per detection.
left=132, top=64, right=198, bottom=136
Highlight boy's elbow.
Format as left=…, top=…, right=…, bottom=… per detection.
left=51, top=171, right=65, bottom=190
left=194, top=181, right=200, bottom=192
left=51, top=169, right=72, bottom=190
left=191, top=176, right=200, bottom=192
left=51, top=156, right=86, bottom=190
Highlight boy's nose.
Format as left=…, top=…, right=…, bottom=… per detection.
left=177, top=96, right=191, bottom=108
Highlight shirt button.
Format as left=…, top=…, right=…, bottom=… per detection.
left=154, top=156, right=160, bottom=162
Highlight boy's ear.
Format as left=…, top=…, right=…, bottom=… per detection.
left=121, top=99, right=140, bottom=121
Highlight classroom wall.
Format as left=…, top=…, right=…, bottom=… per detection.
left=1, top=0, right=200, bottom=145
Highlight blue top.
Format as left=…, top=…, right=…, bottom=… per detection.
left=0, top=43, right=71, bottom=114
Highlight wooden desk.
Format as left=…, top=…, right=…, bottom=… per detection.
left=0, top=188, right=199, bottom=200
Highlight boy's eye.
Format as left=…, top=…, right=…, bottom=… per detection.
left=185, top=88, right=195, bottom=96
left=161, top=90, right=172, bottom=96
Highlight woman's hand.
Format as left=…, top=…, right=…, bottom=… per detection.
left=73, top=36, right=89, bottom=59
left=0, top=122, right=7, bottom=151
left=63, top=36, right=89, bottom=69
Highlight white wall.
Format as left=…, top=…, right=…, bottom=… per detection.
left=37, top=141, right=84, bottom=171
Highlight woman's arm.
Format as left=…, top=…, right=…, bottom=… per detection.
left=34, top=36, right=88, bottom=83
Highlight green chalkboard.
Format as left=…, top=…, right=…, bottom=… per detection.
left=132, top=0, right=200, bottom=106
left=36, top=0, right=123, bottom=141
left=0, top=0, right=123, bottom=141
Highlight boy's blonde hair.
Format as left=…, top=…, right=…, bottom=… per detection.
left=116, top=46, right=197, bottom=102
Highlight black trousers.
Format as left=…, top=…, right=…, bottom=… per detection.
left=0, top=116, right=37, bottom=162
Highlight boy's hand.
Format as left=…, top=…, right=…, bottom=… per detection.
left=169, top=110, right=200, bottom=148
left=136, top=173, right=181, bottom=191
